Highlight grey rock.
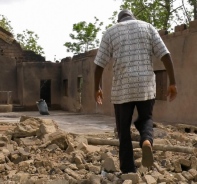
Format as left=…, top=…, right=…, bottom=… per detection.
left=121, top=173, right=139, bottom=184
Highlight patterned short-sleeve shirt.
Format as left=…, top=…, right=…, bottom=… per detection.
left=94, top=20, right=170, bottom=104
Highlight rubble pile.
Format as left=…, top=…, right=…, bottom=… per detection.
left=0, top=116, right=196, bottom=184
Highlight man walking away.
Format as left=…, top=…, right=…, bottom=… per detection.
left=94, top=9, right=177, bottom=174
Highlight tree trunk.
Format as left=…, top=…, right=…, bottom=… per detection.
left=87, top=137, right=197, bottom=156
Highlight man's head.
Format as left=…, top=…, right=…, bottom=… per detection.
left=117, top=9, right=134, bottom=22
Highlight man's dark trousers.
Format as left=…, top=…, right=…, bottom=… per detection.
left=114, top=99, right=155, bottom=173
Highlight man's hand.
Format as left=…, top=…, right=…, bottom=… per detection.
left=167, top=85, right=177, bottom=102
left=94, top=65, right=104, bottom=104
left=95, top=89, right=103, bottom=105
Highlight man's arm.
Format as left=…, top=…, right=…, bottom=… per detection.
left=94, top=31, right=112, bottom=104
left=94, top=64, right=104, bottom=104
left=161, top=54, right=176, bottom=85
left=161, top=53, right=177, bottom=101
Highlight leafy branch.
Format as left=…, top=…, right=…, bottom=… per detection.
left=64, top=17, right=103, bottom=54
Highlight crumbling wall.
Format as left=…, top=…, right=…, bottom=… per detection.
left=0, top=27, right=23, bottom=62
left=0, top=27, right=54, bottom=110
left=22, top=50, right=45, bottom=63
left=61, top=20, right=197, bottom=124
left=0, top=27, right=45, bottom=63
left=0, top=56, right=18, bottom=103
left=153, top=19, right=197, bottom=124
left=17, top=62, right=61, bottom=110
left=0, top=28, right=22, bottom=104
left=61, top=50, right=98, bottom=113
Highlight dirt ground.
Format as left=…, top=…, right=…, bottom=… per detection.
left=0, top=111, right=116, bottom=134
left=0, top=110, right=196, bottom=183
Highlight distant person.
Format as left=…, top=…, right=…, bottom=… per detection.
left=94, top=9, right=177, bottom=173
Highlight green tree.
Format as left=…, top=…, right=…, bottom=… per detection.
left=105, top=11, right=118, bottom=30
left=17, top=29, right=45, bottom=55
left=188, top=0, right=197, bottom=19
left=64, top=17, right=103, bottom=54
left=110, top=0, right=194, bottom=31
left=0, top=14, right=14, bottom=34
left=0, top=14, right=45, bottom=56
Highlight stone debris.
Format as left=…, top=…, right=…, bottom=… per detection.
left=0, top=116, right=196, bottom=183
left=121, top=173, right=139, bottom=183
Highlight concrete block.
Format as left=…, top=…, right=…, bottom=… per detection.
left=0, top=164, right=5, bottom=172
left=0, top=153, right=5, bottom=164
left=121, top=173, right=139, bottom=184
left=123, top=180, right=133, bottom=184
left=39, top=119, right=58, bottom=135
left=144, top=175, right=157, bottom=184
left=153, top=162, right=165, bottom=174
left=103, top=157, right=119, bottom=172
left=77, top=142, right=100, bottom=153
left=12, top=172, right=29, bottom=183
left=88, top=164, right=101, bottom=174
left=0, top=105, right=13, bottom=112
left=189, top=169, right=197, bottom=181
left=190, top=156, right=197, bottom=170
left=173, top=160, right=182, bottom=172
left=48, top=179, right=69, bottom=184
left=89, top=174, right=101, bottom=184
left=179, top=158, right=191, bottom=167
left=174, top=173, right=188, bottom=182
left=182, top=171, right=194, bottom=180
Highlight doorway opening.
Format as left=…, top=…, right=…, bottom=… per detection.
left=63, top=79, right=68, bottom=97
left=77, top=76, right=83, bottom=107
left=40, top=80, right=51, bottom=107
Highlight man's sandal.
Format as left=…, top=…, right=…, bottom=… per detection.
left=141, top=143, right=154, bottom=167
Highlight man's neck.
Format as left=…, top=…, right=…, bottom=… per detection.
left=119, top=16, right=135, bottom=22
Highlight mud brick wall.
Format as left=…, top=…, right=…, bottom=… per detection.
left=61, top=50, right=98, bottom=113
left=23, top=50, right=45, bottom=63
left=0, top=55, right=18, bottom=103
left=17, top=62, right=61, bottom=110
left=61, top=20, right=197, bottom=124
left=0, top=39, right=45, bottom=63
left=1, top=18, right=197, bottom=124
left=0, top=27, right=45, bottom=63
left=0, top=27, right=49, bottom=107
left=0, top=28, right=22, bottom=103
left=0, top=39, right=23, bottom=62
left=153, top=19, right=197, bottom=124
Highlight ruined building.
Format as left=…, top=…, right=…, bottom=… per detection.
left=0, top=19, right=197, bottom=124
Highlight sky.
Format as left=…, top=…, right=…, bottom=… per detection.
left=0, top=0, right=122, bottom=61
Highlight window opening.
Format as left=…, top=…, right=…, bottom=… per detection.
left=63, top=79, right=68, bottom=96
left=77, top=76, right=83, bottom=106
left=40, top=80, right=51, bottom=107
